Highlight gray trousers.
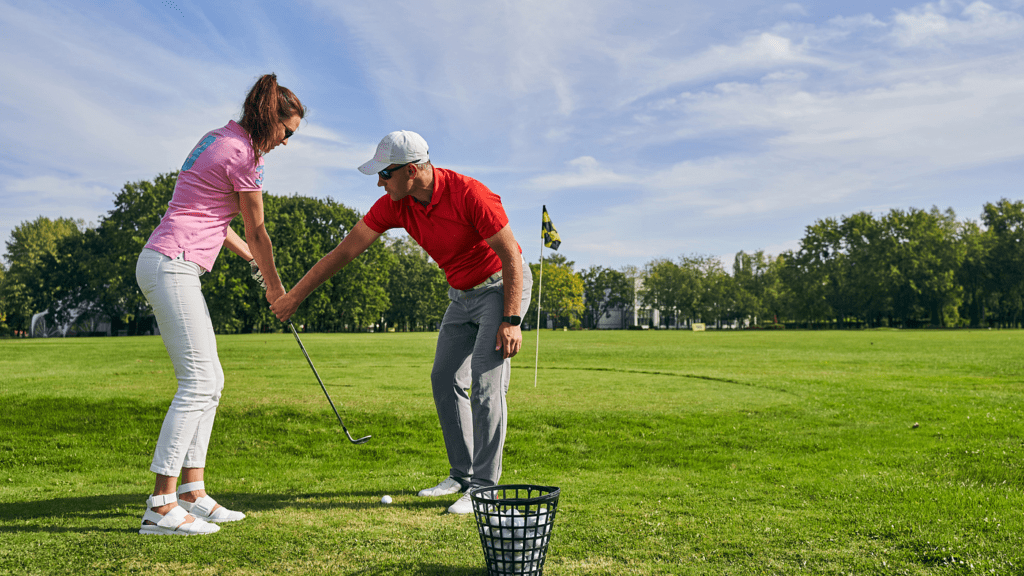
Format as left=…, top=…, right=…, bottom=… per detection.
left=430, top=263, right=533, bottom=489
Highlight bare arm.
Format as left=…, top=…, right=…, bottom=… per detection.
left=238, top=191, right=284, bottom=304
left=223, top=226, right=254, bottom=261
left=270, top=219, right=382, bottom=322
left=485, top=224, right=524, bottom=359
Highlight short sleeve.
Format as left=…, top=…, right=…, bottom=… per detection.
left=363, top=195, right=399, bottom=234
left=463, top=182, right=508, bottom=239
left=227, top=148, right=264, bottom=192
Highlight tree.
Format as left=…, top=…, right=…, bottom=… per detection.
left=639, top=259, right=677, bottom=328
left=384, top=236, right=448, bottom=331
left=527, top=255, right=584, bottom=329
left=982, top=199, right=1024, bottom=327
left=39, top=173, right=179, bottom=335
left=38, top=173, right=396, bottom=335
left=618, top=265, right=642, bottom=329
left=0, top=261, right=8, bottom=335
left=786, top=217, right=858, bottom=327
left=761, top=252, right=795, bottom=324
left=224, top=193, right=396, bottom=333
left=640, top=258, right=700, bottom=328
left=580, top=266, right=633, bottom=329
left=689, top=255, right=731, bottom=327
left=957, top=220, right=991, bottom=327
left=839, top=212, right=890, bottom=326
left=732, top=250, right=787, bottom=326
left=877, top=207, right=963, bottom=327
left=1, top=216, right=84, bottom=333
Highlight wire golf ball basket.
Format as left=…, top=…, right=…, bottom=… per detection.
left=470, top=485, right=560, bottom=576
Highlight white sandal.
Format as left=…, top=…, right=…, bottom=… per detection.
left=177, top=481, right=246, bottom=523
left=139, top=493, right=220, bottom=535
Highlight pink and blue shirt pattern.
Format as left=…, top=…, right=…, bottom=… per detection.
left=144, top=120, right=263, bottom=272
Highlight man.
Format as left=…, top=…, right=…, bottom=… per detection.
left=271, top=130, right=532, bottom=514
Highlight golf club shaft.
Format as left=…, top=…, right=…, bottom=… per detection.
left=287, top=320, right=370, bottom=444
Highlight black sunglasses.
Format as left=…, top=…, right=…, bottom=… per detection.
left=284, top=126, right=295, bottom=140
left=379, top=162, right=413, bottom=180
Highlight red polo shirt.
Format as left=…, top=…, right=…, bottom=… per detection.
left=363, top=167, right=520, bottom=290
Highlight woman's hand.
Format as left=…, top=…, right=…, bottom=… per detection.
left=266, top=285, right=285, bottom=306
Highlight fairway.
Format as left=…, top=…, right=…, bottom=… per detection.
left=2, top=329, right=1024, bottom=575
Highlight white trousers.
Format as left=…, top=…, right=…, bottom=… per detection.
left=136, top=248, right=224, bottom=477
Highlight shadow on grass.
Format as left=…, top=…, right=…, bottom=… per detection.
left=0, top=492, right=142, bottom=534
left=347, top=565, right=485, bottom=576
left=0, top=489, right=467, bottom=532
left=226, top=490, right=469, bottom=513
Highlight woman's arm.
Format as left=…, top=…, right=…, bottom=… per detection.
left=223, top=226, right=254, bottom=261
left=238, top=191, right=285, bottom=304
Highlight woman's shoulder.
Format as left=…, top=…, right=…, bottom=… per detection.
left=208, top=123, right=260, bottom=172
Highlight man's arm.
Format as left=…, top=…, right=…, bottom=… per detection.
left=239, top=191, right=285, bottom=304
left=270, top=219, right=382, bottom=322
left=485, top=224, right=524, bottom=359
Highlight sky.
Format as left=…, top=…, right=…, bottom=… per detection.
left=2, top=0, right=1024, bottom=272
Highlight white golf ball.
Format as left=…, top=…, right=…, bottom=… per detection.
left=381, top=495, right=393, bottom=505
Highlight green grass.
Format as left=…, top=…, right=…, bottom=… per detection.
left=2, top=329, right=1024, bottom=575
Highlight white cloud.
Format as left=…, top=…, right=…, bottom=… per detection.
left=0, top=0, right=380, bottom=246
left=616, top=32, right=827, bottom=108
left=4, top=0, right=1024, bottom=270
left=0, top=175, right=113, bottom=233
left=528, top=156, right=635, bottom=191
left=891, top=1, right=1024, bottom=46
left=782, top=3, right=809, bottom=17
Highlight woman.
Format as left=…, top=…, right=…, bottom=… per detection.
left=136, top=74, right=304, bottom=536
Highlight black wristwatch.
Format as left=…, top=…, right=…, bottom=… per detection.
left=502, top=315, right=522, bottom=326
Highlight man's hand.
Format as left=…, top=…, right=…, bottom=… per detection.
left=495, top=322, right=522, bottom=359
left=248, top=259, right=267, bottom=289
left=271, top=292, right=299, bottom=322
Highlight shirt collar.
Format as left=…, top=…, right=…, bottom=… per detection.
left=406, top=166, right=444, bottom=212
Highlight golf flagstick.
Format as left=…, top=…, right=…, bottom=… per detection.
left=287, top=320, right=371, bottom=445
left=534, top=241, right=544, bottom=387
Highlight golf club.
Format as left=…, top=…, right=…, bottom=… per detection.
left=287, top=320, right=371, bottom=445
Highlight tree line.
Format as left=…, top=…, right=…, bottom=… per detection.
left=0, top=173, right=443, bottom=336
left=569, top=202, right=1024, bottom=330
left=2, top=172, right=1023, bottom=336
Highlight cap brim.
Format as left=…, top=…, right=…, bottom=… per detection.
left=358, top=159, right=388, bottom=175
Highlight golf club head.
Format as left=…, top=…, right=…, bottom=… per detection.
left=346, top=430, right=372, bottom=444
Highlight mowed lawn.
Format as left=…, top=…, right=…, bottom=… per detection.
left=2, top=329, right=1023, bottom=575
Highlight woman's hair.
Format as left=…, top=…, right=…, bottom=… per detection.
left=238, top=73, right=307, bottom=162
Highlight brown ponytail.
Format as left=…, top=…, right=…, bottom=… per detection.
left=238, top=73, right=307, bottom=163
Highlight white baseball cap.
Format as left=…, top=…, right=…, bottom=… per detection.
left=358, top=130, right=430, bottom=175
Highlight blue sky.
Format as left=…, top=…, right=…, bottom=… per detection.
left=2, top=0, right=1024, bottom=271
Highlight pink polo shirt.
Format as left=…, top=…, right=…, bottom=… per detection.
left=144, top=120, right=264, bottom=272
left=363, top=167, right=519, bottom=290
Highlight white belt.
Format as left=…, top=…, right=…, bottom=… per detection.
left=468, top=255, right=525, bottom=291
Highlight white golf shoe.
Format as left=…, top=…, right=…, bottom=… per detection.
left=417, top=477, right=467, bottom=497
left=177, top=481, right=246, bottom=523
left=139, top=493, right=220, bottom=536
left=447, top=492, right=474, bottom=515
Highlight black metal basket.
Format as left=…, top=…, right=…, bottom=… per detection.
left=470, top=485, right=560, bottom=576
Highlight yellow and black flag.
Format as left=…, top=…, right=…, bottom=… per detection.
left=542, top=205, right=561, bottom=250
